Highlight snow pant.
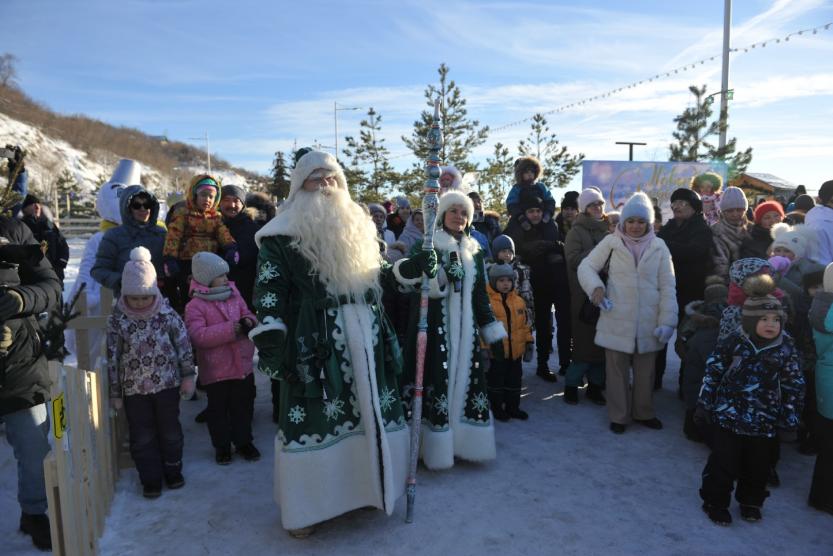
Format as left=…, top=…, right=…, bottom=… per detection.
left=204, top=374, right=255, bottom=450
left=533, top=287, right=571, bottom=369
left=3, top=403, right=50, bottom=514
left=270, top=378, right=281, bottom=422
left=123, top=387, right=184, bottom=487
left=565, top=360, right=604, bottom=389
left=809, top=413, right=833, bottom=513
left=164, top=259, right=192, bottom=315
left=604, top=349, right=657, bottom=425
left=700, top=426, right=774, bottom=509
left=487, top=357, right=523, bottom=412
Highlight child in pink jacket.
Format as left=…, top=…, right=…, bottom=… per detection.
left=184, top=251, right=259, bottom=465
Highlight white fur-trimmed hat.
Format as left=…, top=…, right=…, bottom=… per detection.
left=440, top=165, right=464, bottom=190
left=436, top=189, right=474, bottom=229
left=770, top=223, right=813, bottom=260
left=288, top=149, right=348, bottom=202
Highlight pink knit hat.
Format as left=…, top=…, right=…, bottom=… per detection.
left=578, top=187, right=605, bottom=213
left=121, top=247, right=159, bottom=296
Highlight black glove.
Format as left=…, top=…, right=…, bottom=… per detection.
left=0, top=289, right=24, bottom=321
left=693, top=406, right=712, bottom=426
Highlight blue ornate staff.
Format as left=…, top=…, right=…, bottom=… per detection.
left=405, top=99, right=442, bottom=523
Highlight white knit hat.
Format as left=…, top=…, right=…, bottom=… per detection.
left=770, top=223, right=812, bottom=260
left=720, top=186, right=748, bottom=211
left=620, top=192, right=654, bottom=224
left=191, top=251, right=230, bottom=287
left=287, top=149, right=348, bottom=202
left=578, top=187, right=605, bottom=213
left=121, top=247, right=159, bottom=296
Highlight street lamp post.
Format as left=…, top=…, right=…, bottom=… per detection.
left=187, top=132, right=211, bottom=174
left=615, top=141, right=647, bottom=161
left=334, top=102, right=361, bottom=161
left=719, top=0, right=732, bottom=152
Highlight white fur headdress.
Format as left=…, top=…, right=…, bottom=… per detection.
left=436, top=190, right=475, bottom=230
left=770, top=223, right=815, bottom=260
left=288, top=150, right=347, bottom=202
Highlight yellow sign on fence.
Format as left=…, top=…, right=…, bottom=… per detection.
left=53, top=393, right=66, bottom=439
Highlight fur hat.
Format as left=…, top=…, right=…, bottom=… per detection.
left=439, top=166, right=463, bottom=190
left=492, top=234, right=515, bottom=256
left=704, top=275, right=729, bottom=305
left=288, top=149, right=348, bottom=203
left=741, top=274, right=784, bottom=333
left=191, top=251, right=229, bottom=287
left=221, top=185, right=247, bottom=205
left=578, top=187, right=605, bottom=213
left=561, top=190, right=579, bottom=210
left=670, top=188, right=703, bottom=213
left=720, top=186, right=748, bottom=212
left=436, top=190, right=474, bottom=230
left=825, top=262, right=833, bottom=293
left=488, top=263, right=515, bottom=291
left=690, top=172, right=723, bottom=194
left=121, top=247, right=159, bottom=297
left=514, top=156, right=542, bottom=184
left=819, top=180, right=833, bottom=206
left=770, top=223, right=813, bottom=260
left=753, top=200, right=784, bottom=225
left=620, top=192, right=654, bottom=224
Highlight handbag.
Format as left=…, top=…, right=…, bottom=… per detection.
left=577, top=249, right=612, bottom=326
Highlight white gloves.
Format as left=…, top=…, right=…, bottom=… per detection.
left=653, top=326, right=674, bottom=344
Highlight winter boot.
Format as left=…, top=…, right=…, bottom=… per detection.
left=536, top=363, right=558, bottom=383
left=702, top=503, right=732, bottom=526
left=215, top=447, right=232, bottom=466
left=492, top=406, right=510, bottom=422
left=767, top=466, right=780, bottom=488
left=563, top=386, right=578, bottom=405
left=683, top=409, right=705, bottom=443
left=19, top=513, right=52, bottom=550
left=739, top=505, right=762, bottom=522
left=586, top=384, right=606, bottom=405
left=143, top=483, right=162, bottom=499
left=237, top=443, right=261, bottom=461
left=505, top=402, right=529, bottom=420
left=194, top=408, right=207, bottom=423
left=165, top=472, right=185, bottom=490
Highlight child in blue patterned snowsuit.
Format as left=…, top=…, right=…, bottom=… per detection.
left=695, top=274, right=805, bottom=525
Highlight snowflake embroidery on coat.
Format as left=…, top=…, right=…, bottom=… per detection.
left=379, top=387, right=396, bottom=412
left=433, top=393, right=449, bottom=416
left=471, top=392, right=489, bottom=414
left=257, top=261, right=280, bottom=284
left=296, top=363, right=314, bottom=384
left=260, top=292, right=278, bottom=309
left=288, top=405, right=306, bottom=425
left=258, top=362, right=278, bottom=379
left=323, top=399, right=345, bottom=422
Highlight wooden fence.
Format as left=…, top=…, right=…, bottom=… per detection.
left=43, top=289, right=132, bottom=555
left=55, top=218, right=101, bottom=237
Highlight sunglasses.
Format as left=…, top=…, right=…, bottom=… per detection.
left=130, top=201, right=152, bottom=210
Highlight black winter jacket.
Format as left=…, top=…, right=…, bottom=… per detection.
left=658, top=213, right=713, bottom=309
left=738, top=224, right=773, bottom=260
left=223, top=207, right=264, bottom=310
left=20, top=214, right=69, bottom=282
left=504, top=216, right=567, bottom=293
left=0, top=217, right=63, bottom=416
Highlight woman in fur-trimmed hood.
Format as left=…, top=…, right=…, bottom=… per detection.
left=394, top=189, right=506, bottom=470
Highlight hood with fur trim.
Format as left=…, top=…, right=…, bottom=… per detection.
left=514, top=156, right=542, bottom=184
left=186, top=174, right=222, bottom=213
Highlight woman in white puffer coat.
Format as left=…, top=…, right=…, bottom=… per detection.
left=578, top=192, right=678, bottom=434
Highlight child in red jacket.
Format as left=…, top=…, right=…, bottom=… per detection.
left=184, top=251, right=259, bottom=465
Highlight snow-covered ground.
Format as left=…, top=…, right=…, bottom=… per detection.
left=2, top=242, right=832, bottom=555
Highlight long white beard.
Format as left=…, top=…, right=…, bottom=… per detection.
left=286, top=188, right=382, bottom=300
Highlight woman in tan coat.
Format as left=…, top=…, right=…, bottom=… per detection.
left=578, top=192, right=677, bottom=433
left=563, top=188, right=610, bottom=405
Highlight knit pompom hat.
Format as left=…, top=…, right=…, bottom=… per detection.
left=825, top=262, right=833, bottom=293
left=578, top=187, right=605, bottom=213
left=488, top=263, right=515, bottom=291
left=741, top=274, right=785, bottom=334
left=191, top=251, right=229, bottom=287
left=703, top=275, right=729, bottom=305
left=620, top=192, right=655, bottom=224
left=770, top=223, right=812, bottom=260
left=492, top=234, right=515, bottom=257
left=753, top=201, right=784, bottom=225
left=720, top=186, right=748, bottom=211
left=121, top=247, right=159, bottom=296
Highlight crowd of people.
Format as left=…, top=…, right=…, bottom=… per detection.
left=2, top=149, right=832, bottom=549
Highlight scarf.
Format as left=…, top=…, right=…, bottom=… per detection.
left=191, top=284, right=232, bottom=301
left=398, top=215, right=424, bottom=251
left=615, top=224, right=655, bottom=265
left=117, top=294, right=162, bottom=320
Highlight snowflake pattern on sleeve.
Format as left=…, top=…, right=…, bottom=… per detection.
left=288, top=405, right=306, bottom=425
left=258, top=261, right=280, bottom=284
left=260, top=292, right=278, bottom=309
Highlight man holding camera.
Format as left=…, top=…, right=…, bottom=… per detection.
left=1, top=145, right=63, bottom=550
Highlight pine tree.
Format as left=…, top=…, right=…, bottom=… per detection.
left=669, top=84, right=752, bottom=178
left=269, top=151, right=291, bottom=200
left=480, top=142, right=514, bottom=213
left=402, top=63, right=489, bottom=172
left=517, top=113, right=584, bottom=188
left=342, top=107, right=399, bottom=203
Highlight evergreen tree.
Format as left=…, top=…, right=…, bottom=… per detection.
left=669, top=84, right=752, bottom=178
left=342, top=107, right=399, bottom=202
left=402, top=63, right=489, bottom=172
left=517, top=113, right=584, bottom=188
left=480, top=142, right=514, bottom=213
left=269, top=151, right=291, bottom=200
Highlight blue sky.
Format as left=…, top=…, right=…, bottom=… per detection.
left=5, top=0, right=833, bottom=192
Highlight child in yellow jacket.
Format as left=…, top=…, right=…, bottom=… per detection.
left=485, top=263, right=534, bottom=421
